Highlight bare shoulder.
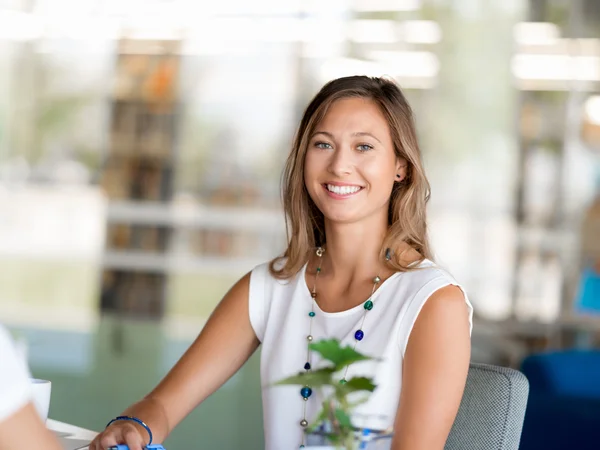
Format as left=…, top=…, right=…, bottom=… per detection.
left=407, top=284, right=471, bottom=357
left=416, top=284, right=470, bottom=329
left=428, top=284, right=468, bottom=307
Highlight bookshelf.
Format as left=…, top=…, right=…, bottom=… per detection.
left=99, top=39, right=181, bottom=319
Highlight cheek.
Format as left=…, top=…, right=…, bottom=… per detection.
left=363, top=161, right=395, bottom=189
left=303, top=156, right=321, bottom=198
left=303, top=156, right=314, bottom=185
left=303, top=153, right=324, bottom=182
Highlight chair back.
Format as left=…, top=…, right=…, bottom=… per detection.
left=445, top=363, right=529, bottom=450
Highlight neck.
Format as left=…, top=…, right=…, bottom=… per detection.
left=321, top=214, right=389, bottom=279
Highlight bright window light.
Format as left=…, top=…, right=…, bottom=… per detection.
left=0, top=10, right=42, bottom=41
left=320, top=52, right=438, bottom=85
left=513, top=22, right=560, bottom=45
left=368, top=50, right=439, bottom=78
left=403, top=20, right=442, bottom=44
left=352, top=0, right=421, bottom=12
left=512, top=54, right=600, bottom=81
left=320, top=57, right=388, bottom=81
left=349, top=20, right=397, bottom=44
left=584, top=96, right=600, bottom=125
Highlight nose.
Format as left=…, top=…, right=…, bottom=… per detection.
left=327, top=145, right=353, bottom=177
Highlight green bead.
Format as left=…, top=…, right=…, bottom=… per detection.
left=339, top=378, right=347, bottom=384
left=316, top=267, right=321, bottom=272
left=308, top=311, right=315, bottom=317
left=364, top=300, right=374, bottom=310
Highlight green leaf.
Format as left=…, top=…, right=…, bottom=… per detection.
left=342, top=376, right=377, bottom=394
left=309, top=339, right=373, bottom=370
left=273, top=367, right=335, bottom=388
left=334, top=408, right=353, bottom=429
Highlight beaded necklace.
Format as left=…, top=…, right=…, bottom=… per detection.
left=298, top=246, right=390, bottom=448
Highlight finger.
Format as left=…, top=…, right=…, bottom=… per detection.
left=88, top=435, right=103, bottom=450
left=90, top=436, right=103, bottom=450
left=123, top=426, right=145, bottom=450
left=99, top=428, right=122, bottom=449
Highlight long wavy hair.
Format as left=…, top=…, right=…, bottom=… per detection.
left=269, top=76, right=432, bottom=279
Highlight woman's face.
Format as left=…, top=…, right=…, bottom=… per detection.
left=304, top=97, right=406, bottom=226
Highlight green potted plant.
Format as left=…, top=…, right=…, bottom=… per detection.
left=275, top=339, right=390, bottom=450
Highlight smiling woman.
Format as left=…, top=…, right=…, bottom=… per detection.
left=304, top=97, right=403, bottom=225
left=274, top=76, right=432, bottom=280
left=90, top=76, right=472, bottom=450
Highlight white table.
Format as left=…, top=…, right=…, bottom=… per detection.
left=48, top=419, right=98, bottom=450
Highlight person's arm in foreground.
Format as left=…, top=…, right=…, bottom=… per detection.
left=391, top=285, right=471, bottom=450
left=0, top=402, right=62, bottom=450
left=90, top=272, right=260, bottom=450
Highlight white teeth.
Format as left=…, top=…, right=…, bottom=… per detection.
left=326, top=184, right=361, bottom=195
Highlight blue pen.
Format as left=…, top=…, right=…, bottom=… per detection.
left=108, top=445, right=166, bottom=450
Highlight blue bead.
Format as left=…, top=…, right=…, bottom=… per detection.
left=304, top=362, right=311, bottom=370
left=300, top=387, right=312, bottom=399
left=308, top=311, right=315, bottom=317
left=355, top=329, right=364, bottom=341
left=300, top=446, right=305, bottom=449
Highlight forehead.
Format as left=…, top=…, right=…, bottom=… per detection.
left=316, top=97, right=390, bottom=135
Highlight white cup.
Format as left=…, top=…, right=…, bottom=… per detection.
left=30, top=379, right=52, bottom=422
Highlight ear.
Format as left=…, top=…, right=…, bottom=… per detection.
left=395, top=157, right=408, bottom=182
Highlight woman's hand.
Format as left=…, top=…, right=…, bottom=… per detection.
left=89, top=420, right=149, bottom=450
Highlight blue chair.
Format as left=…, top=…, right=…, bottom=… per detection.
left=520, top=350, right=600, bottom=450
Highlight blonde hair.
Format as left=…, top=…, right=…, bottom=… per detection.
left=269, top=76, right=432, bottom=279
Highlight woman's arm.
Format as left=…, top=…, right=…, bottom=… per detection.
left=391, top=285, right=471, bottom=450
left=92, top=272, right=260, bottom=450
left=0, top=402, right=62, bottom=450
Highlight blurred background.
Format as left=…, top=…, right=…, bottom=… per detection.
left=1, top=0, right=599, bottom=448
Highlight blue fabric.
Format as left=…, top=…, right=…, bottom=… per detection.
left=521, top=350, right=600, bottom=398
left=520, top=394, right=600, bottom=450
left=520, top=351, right=600, bottom=450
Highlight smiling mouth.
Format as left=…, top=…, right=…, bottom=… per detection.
left=324, top=184, right=363, bottom=195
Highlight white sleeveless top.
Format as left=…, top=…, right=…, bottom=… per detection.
left=248, top=259, right=473, bottom=450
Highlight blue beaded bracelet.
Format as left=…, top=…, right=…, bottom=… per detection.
left=106, top=416, right=153, bottom=445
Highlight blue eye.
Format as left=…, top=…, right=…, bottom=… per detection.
left=357, top=144, right=373, bottom=152
left=315, top=142, right=332, bottom=149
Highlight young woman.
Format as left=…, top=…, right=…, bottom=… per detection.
left=90, top=76, right=472, bottom=450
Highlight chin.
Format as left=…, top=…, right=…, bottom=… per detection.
left=321, top=210, right=366, bottom=224
left=319, top=201, right=389, bottom=226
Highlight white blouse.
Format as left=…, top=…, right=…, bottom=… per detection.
left=249, top=259, right=473, bottom=449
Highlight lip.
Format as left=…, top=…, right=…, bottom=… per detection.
left=324, top=181, right=363, bottom=187
left=322, top=182, right=364, bottom=199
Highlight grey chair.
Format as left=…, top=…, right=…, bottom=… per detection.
left=445, top=363, right=529, bottom=450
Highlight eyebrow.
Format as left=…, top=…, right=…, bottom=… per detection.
left=311, top=131, right=383, bottom=144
